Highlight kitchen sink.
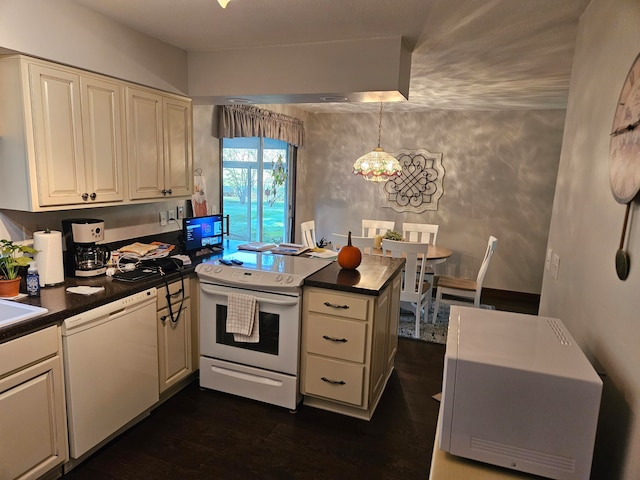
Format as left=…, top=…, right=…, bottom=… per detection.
left=0, top=299, right=48, bottom=328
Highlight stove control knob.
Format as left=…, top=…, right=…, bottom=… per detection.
left=285, top=275, right=294, bottom=284
left=275, top=274, right=283, bottom=282
left=201, top=265, right=213, bottom=273
left=214, top=266, right=223, bottom=274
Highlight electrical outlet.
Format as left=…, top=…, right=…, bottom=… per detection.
left=160, top=211, right=168, bottom=226
left=551, top=253, right=560, bottom=280
left=168, top=209, right=176, bottom=221
left=545, top=248, right=552, bottom=270
left=177, top=205, right=185, bottom=219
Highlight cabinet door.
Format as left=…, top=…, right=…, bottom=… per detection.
left=0, top=356, right=68, bottom=480
left=386, top=272, right=401, bottom=372
left=157, top=302, right=192, bottom=393
left=29, top=63, right=86, bottom=206
left=370, top=285, right=391, bottom=399
left=81, top=75, right=124, bottom=203
left=163, top=96, right=193, bottom=197
left=127, top=87, right=164, bottom=199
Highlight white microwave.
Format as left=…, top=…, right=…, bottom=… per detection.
left=438, top=306, right=602, bottom=480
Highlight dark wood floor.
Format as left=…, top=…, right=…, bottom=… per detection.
left=62, top=294, right=538, bottom=480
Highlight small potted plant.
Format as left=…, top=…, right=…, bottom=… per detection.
left=0, top=239, right=37, bottom=297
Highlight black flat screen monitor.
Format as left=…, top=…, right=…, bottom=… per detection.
left=183, top=214, right=224, bottom=253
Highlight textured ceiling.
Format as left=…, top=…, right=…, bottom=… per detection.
left=72, top=0, right=590, bottom=113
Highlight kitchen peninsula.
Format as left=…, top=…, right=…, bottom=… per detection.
left=301, top=254, right=404, bottom=420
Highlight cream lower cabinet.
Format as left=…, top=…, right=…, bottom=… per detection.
left=157, top=278, right=193, bottom=394
left=0, top=326, right=68, bottom=480
left=300, top=272, right=401, bottom=420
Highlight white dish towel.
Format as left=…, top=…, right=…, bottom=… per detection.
left=226, top=292, right=260, bottom=343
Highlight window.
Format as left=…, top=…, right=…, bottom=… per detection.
left=221, top=137, right=295, bottom=243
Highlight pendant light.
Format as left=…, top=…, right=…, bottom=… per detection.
left=352, top=103, right=402, bottom=182
left=217, top=0, right=231, bottom=8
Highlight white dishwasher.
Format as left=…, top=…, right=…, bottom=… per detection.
left=62, top=287, right=158, bottom=467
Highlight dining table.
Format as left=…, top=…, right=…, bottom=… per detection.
left=373, top=244, right=453, bottom=263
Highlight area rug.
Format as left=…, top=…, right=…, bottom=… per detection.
left=398, top=303, right=495, bottom=344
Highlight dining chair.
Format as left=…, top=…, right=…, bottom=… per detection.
left=332, top=233, right=375, bottom=254
left=362, top=219, right=395, bottom=238
left=432, top=236, right=498, bottom=323
left=402, top=222, right=439, bottom=245
left=402, top=222, right=441, bottom=283
left=382, top=239, right=432, bottom=339
left=300, top=220, right=317, bottom=249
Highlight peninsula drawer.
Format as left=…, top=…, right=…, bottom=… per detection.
left=306, top=315, right=367, bottom=362
left=307, top=290, right=369, bottom=321
left=304, top=355, right=364, bottom=406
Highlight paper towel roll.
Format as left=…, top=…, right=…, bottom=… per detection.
left=34, top=230, right=65, bottom=287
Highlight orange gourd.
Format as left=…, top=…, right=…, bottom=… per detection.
left=337, top=231, right=362, bottom=270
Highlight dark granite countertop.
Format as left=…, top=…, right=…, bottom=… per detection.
left=0, top=237, right=226, bottom=344
left=303, top=254, right=404, bottom=296
left=1, top=239, right=403, bottom=344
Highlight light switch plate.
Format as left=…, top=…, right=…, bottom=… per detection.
left=160, top=211, right=168, bottom=226
left=168, top=209, right=176, bottom=221
left=545, top=248, right=552, bottom=270
left=551, top=253, right=560, bottom=280
left=177, top=205, right=185, bottom=219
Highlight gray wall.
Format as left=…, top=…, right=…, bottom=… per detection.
left=540, top=0, right=640, bottom=478
left=301, top=110, right=565, bottom=294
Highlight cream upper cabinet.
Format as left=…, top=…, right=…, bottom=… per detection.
left=127, top=86, right=193, bottom=200
left=79, top=75, right=125, bottom=203
left=0, top=54, right=191, bottom=211
left=30, top=63, right=125, bottom=206
left=0, top=57, right=124, bottom=209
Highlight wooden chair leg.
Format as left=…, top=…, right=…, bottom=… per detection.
left=433, top=288, right=442, bottom=324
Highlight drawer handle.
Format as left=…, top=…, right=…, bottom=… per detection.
left=321, top=377, right=346, bottom=386
left=323, top=301, right=349, bottom=309
left=322, top=335, right=348, bottom=343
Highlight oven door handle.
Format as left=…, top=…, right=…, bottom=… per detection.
left=200, top=284, right=299, bottom=307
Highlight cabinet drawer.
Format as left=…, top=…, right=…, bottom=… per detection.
left=306, top=315, right=367, bottom=363
left=0, top=326, right=58, bottom=379
left=307, top=290, right=369, bottom=320
left=157, top=279, right=190, bottom=311
left=304, top=355, right=364, bottom=406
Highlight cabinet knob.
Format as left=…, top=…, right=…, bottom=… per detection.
left=81, top=193, right=89, bottom=201
left=167, top=188, right=172, bottom=195
left=90, top=192, right=97, bottom=200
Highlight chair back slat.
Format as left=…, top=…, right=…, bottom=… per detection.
left=402, top=222, right=439, bottom=245
left=301, top=220, right=317, bottom=248
left=362, top=219, right=395, bottom=238
left=332, top=233, right=374, bottom=254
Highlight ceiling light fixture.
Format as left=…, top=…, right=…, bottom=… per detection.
left=217, top=0, right=231, bottom=8
left=352, top=103, right=402, bottom=182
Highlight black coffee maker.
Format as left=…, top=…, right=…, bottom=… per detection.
left=62, top=219, right=111, bottom=277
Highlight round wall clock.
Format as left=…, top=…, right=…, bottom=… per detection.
left=609, top=52, right=640, bottom=280
left=609, top=52, right=640, bottom=204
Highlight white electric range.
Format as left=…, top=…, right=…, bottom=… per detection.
left=195, top=251, right=331, bottom=410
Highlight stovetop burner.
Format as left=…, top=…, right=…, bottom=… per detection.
left=195, top=251, right=332, bottom=293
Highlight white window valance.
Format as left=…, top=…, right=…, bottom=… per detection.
left=218, top=105, right=305, bottom=147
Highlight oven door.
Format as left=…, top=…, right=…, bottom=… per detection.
left=199, top=282, right=301, bottom=375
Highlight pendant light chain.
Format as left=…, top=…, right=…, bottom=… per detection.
left=377, top=102, right=383, bottom=148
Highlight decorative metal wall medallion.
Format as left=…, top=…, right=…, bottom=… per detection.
left=381, top=148, right=445, bottom=212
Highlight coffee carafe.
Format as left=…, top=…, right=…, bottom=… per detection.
left=62, top=219, right=111, bottom=277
